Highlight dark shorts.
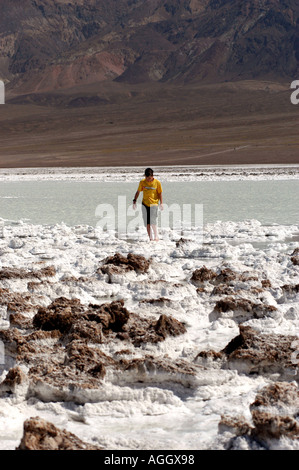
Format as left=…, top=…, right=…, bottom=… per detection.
left=142, top=202, right=158, bottom=226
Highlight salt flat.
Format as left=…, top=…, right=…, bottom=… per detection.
left=0, top=166, right=298, bottom=451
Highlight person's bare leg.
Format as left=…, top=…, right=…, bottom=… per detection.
left=147, top=224, right=153, bottom=240
left=152, top=224, right=159, bottom=241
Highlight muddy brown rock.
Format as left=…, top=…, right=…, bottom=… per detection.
left=32, top=298, right=131, bottom=336
left=0, top=366, right=28, bottom=396
left=213, top=296, right=277, bottom=321
left=252, top=381, right=299, bottom=409
left=251, top=412, right=299, bottom=441
left=191, top=266, right=260, bottom=290
left=218, top=414, right=253, bottom=437
left=0, top=287, right=38, bottom=318
left=9, top=313, right=33, bottom=329
left=213, top=268, right=238, bottom=285
left=33, top=307, right=75, bottom=334
left=32, top=296, right=85, bottom=333
left=98, top=252, right=151, bottom=280
left=120, top=313, right=187, bottom=347
left=196, top=325, right=298, bottom=380
left=64, top=340, right=116, bottom=377
left=154, top=314, right=187, bottom=340
left=218, top=381, right=299, bottom=447
left=85, top=300, right=131, bottom=333
left=0, top=328, right=27, bottom=357
left=281, top=284, right=299, bottom=295
left=250, top=382, right=299, bottom=441
left=0, top=265, right=55, bottom=280
left=66, top=319, right=104, bottom=344
left=190, top=266, right=217, bottom=286
left=290, top=248, right=299, bottom=265
left=0, top=293, right=188, bottom=402
left=17, top=417, right=100, bottom=450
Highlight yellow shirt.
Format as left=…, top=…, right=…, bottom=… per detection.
left=138, top=178, right=162, bottom=207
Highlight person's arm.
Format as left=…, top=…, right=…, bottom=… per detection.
left=158, top=181, right=163, bottom=210
left=133, top=190, right=140, bottom=209
left=158, top=192, right=163, bottom=210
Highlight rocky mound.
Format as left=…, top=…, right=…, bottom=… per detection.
left=17, top=417, right=100, bottom=450
left=219, top=382, right=299, bottom=448
left=291, top=248, right=299, bottom=266
left=0, top=265, right=56, bottom=280
left=98, top=253, right=151, bottom=282
left=0, top=293, right=189, bottom=404
left=196, top=325, right=298, bottom=381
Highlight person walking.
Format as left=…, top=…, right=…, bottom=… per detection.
left=133, top=168, right=163, bottom=241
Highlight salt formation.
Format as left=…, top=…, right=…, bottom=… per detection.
left=0, top=215, right=298, bottom=450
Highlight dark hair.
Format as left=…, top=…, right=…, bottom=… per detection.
left=144, top=168, right=154, bottom=177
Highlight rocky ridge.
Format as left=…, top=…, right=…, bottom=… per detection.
left=219, top=381, right=299, bottom=448
left=17, top=416, right=101, bottom=450
left=1, top=0, right=298, bottom=95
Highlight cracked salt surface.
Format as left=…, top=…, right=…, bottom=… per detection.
left=0, top=166, right=298, bottom=450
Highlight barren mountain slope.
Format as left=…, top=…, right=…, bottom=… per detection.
left=0, top=0, right=298, bottom=94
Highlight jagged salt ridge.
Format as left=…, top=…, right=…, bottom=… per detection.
left=0, top=164, right=298, bottom=182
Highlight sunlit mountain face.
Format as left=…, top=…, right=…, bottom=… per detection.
left=1, top=0, right=298, bottom=94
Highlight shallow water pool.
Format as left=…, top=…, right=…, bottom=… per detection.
left=0, top=179, right=298, bottom=227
